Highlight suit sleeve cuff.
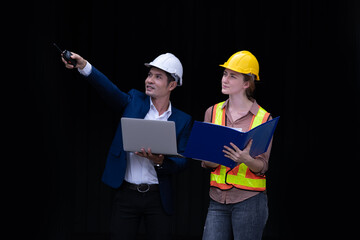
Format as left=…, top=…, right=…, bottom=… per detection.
left=78, top=62, right=92, bottom=76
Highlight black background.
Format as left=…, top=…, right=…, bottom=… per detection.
left=16, top=0, right=359, bottom=239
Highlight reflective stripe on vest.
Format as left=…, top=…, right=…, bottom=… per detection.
left=210, top=101, right=270, bottom=191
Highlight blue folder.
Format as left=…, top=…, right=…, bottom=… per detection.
left=184, top=116, right=280, bottom=168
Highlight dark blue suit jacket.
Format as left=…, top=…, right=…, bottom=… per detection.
left=85, top=67, right=193, bottom=215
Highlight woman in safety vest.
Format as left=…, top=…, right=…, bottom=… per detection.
left=201, top=51, right=273, bottom=240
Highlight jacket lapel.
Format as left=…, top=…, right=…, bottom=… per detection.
left=139, top=96, right=150, bottom=118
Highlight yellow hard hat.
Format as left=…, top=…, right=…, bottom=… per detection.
left=219, top=51, right=260, bottom=80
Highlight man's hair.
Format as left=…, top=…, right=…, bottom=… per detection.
left=165, top=72, right=176, bottom=86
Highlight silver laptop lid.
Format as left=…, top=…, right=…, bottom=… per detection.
left=121, top=117, right=179, bottom=156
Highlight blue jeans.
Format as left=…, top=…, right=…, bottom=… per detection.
left=202, top=193, right=268, bottom=240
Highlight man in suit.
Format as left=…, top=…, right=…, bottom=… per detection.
left=62, top=52, right=193, bottom=240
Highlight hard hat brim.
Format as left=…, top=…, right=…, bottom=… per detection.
left=219, top=64, right=260, bottom=81
left=144, top=63, right=183, bottom=86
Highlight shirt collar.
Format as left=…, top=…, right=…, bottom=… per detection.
left=149, top=98, right=172, bottom=117
left=221, top=99, right=260, bottom=115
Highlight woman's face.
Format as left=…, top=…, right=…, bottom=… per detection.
left=221, top=68, right=249, bottom=95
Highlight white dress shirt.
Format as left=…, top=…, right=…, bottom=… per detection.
left=78, top=61, right=92, bottom=76
left=78, top=62, right=172, bottom=184
left=124, top=100, right=172, bottom=184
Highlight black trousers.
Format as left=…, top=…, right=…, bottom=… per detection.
left=110, top=184, right=171, bottom=240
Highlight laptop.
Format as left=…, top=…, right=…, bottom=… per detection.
left=121, top=117, right=184, bottom=158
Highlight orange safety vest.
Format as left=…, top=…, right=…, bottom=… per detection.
left=210, top=101, right=270, bottom=191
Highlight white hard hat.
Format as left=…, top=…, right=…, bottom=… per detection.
left=144, top=53, right=183, bottom=86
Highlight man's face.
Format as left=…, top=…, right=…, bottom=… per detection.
left=145, top=67, right=176, bottom=99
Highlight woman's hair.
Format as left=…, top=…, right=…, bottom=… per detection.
left=243, top=74, right=256, bottom=100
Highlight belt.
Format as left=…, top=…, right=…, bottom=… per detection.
left=122, top=181, right=159, bottom=193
